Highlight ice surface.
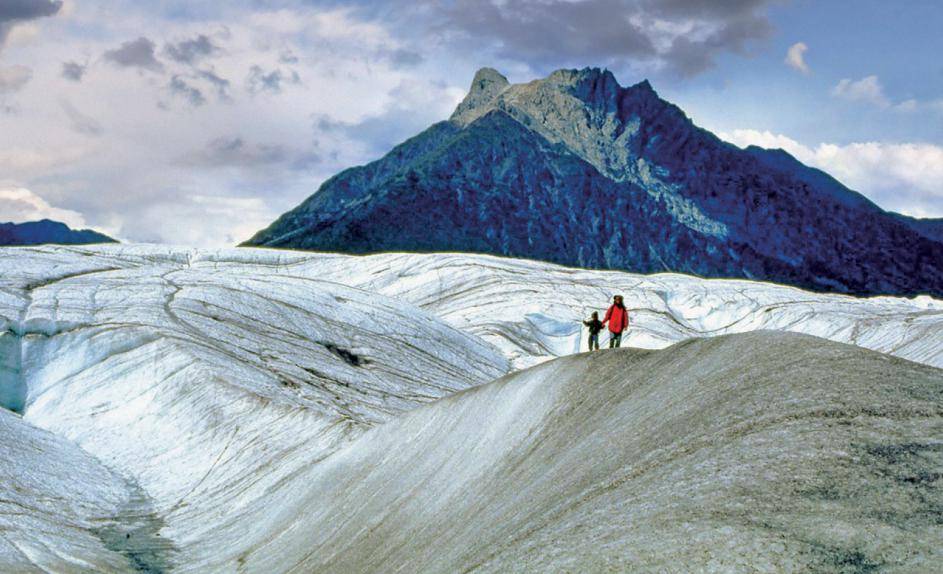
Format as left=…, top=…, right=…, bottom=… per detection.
left=0, top=409, right=154, bottom=572
left=0, top=244, right=508, bottom=571
left=1, top=244, right=941, bottom=572
left=215, top=332, right=943, bottom=572
left=294, top=251, right=943, bottom=369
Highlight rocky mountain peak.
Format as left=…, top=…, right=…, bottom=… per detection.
left=448, top=67, right=677, bottom=185
left=544, top=67, right=621, bottom=103
left=450, top=67, right=510, bottom=125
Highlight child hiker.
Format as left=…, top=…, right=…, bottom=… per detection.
left=583, top=311, right=604, bottom=351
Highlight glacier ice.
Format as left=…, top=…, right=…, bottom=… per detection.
left=233, top=332, right=943, bottom=572
left=1, top=244, right=941, bottom=572
left=0, top=408, right=167, bottom=572
left=0, top=244, right=508, bottom=571
left=299, top=251, right=943, bottom=369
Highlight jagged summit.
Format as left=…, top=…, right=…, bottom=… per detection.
left=447, top=66, right=676, bottom=187
left=450, top=67, right=510, bottom=125
left=450, top=66, right=655, bottom=130
left=245, top=67, right=943, bottom=298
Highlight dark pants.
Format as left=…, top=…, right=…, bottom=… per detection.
left=588, top=332, right=599, bottom=351
left=609, top=332, right=622, bottom=348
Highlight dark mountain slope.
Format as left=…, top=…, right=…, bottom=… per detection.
left=0, top=219, right=116, bottom=246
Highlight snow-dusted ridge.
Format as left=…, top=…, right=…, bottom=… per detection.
left=1, top=244, right=941, bottom=571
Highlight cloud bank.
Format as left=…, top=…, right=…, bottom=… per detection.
left=721, top=129, right=943, bottom=218
left=0, top=186, right=88, bottom=229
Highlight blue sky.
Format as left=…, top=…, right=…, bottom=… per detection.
left=1, top=0, right=941, bottom=246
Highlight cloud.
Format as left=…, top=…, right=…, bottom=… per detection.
left=830, top=75, right=936, bottom=112
left=831, top=75, right=890, bottom=107
left=184, top=136, right=289, bottom=167
left=0, top=64, right=32, bottom=93
left=785, top=42, right=809, bottom=74
left=0, top=0, right=62, bottom=49
left=197, top=68, right=231, bottom=101
left=61, top=60, right=86, bottom=81
left=59, top=99, right=103, bottom=136
left=104, top=37, right=164, bottom=72
left=401, top=0, right=776, bottom=77
left=832, top=75, right=943, bottom=113
left=387, top=48, right=423, bottom=68
left=164, top=34, right=218, bottom=64
left=0, top=185, right=87, bottom=228
left=314, top=79, right=466, bottom=157
left=168, top=75, right=205, bottom=106
left=720, top=129, right=943, bottom=218
left=246, top=65, right=300, bottom=94
left=125, top=194, right=275, bottom=246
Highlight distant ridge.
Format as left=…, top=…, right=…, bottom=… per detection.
left=245, top=67, right=943, bottom=298
left=0, top=219, right=116, bottom=246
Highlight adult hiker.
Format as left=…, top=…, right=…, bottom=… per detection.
left=583, top=311, right=603, bottom=351
left=602, top=295, right=629, bottom=348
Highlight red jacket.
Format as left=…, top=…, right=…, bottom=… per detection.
left=603, top=304, right=629, bottom=333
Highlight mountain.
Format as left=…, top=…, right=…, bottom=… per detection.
left=893, top=213, right=943, bottom=244
left=245, top=67, right=943, bottom=297
left=0, top=219, right=116, bottom=246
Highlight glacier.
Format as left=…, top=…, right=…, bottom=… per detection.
left=1, top=244, right=941, bottom=572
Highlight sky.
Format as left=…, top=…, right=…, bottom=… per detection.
left=0, top=0, right=941, bottom=247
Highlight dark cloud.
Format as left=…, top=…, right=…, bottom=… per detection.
left=164, top=34, right=218, bottom=64
left=0, top=0, right=62, bottom=47
left=246, top=65, right=300, bottom=95
left=186, top=136, right=290, bottom=167
left=168, top=75, right=205, bottom=106
left=59, top=99, right=103, bottom=136
left=197, top=68, right=231, bottom=101
left=61, top=60, right=86, bottom=82
left=176, top=136, right=321, bottom=176
left=388, top=48, right=424, bottom=68
left=401, top=0, right=774, bottom=78
left=660, top=3, right=775, bottom=76
left=104, top=37, right=164, bottom=72
left=0, top=0, right=62, bottom=21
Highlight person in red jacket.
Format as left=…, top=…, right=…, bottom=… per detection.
left=602, top=295, right=629, bottom=348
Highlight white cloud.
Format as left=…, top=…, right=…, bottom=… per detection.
left=127, top=194, right=276, bottom=247
left=0, top=64, right=32, bottom=93
left=831, top=75, right=889, bottom=107
left=0, top=1, right=470, bottom=247
left=720, top=129, right=943, bottom=218
left=5, top=23, right=40, bottom=48
left=830, top=75, right=943, bottom=113
left=59, top=99, right=103, bottom=135
left=784, top=42, right=808, bottom=74
left=0, top=186, right=88, bottom=228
